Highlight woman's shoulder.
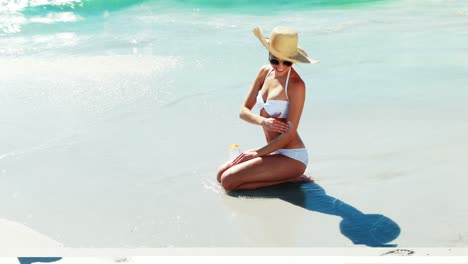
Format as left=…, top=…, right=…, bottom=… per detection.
left=253, top=65, right=273, bottom=82
left=290, top=71, right=306, bottom=90
left=287, top=71, right=306, bottom=100
left=258, top=64, right=272, bottom=75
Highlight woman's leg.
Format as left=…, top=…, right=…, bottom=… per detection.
left=216, top=160, right=232, bottom=183
left=216, top=148, right=258, bottom=183
left=219, top=154, right=307, bottom=191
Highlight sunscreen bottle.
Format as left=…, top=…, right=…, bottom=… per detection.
left=228, top=144, right=241, bottom=160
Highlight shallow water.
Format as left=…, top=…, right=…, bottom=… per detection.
left=1, top=0, right=468, bottom=247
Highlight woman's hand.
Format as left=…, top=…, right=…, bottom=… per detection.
left=231, top=150, right=259, bottom=166
left=261, top=113, right=289, bottom=133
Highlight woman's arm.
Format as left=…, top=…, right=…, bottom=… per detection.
left=239, top=65, right=270, bottom=125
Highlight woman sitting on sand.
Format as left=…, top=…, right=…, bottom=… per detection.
left=217, top=26, right=318, bottom=191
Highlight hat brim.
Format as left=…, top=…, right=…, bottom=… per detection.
left=253, top=27, right=319, bottom=64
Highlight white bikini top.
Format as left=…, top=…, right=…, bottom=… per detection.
left=256, top=68, right=290, bottom=118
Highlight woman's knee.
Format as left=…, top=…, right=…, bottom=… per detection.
left=221, top=178, right=237, bottom=191
left=219, top=170, right=239, bottom=191
left=216, top=162, right=231, bottom=183
left=216, top=168, right=226, bottom=183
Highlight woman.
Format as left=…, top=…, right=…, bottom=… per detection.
left=217, top=26, right=318, bottom=191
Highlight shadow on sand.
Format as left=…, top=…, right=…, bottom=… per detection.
left=227, top=182, right=400, bottom=247
left=17, top=257, right=62, bottom=264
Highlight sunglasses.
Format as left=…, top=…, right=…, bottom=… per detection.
left=269, top=58, right=293, bottom=67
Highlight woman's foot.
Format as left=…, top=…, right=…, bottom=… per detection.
left=289, top=174, right=314, bottom=183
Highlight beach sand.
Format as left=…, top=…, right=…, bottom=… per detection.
left=1, top=100, right=467, bottom=250
left=0, top=219, right=62, bottom=248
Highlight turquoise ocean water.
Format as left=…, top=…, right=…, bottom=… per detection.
left=1, top=0, right=468, bottom=247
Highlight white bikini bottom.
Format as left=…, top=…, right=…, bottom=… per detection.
left=272, top=148, right=308, bottom=166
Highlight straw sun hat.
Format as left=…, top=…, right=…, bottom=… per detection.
left=253, top=26, right=318, bottom=64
